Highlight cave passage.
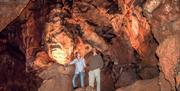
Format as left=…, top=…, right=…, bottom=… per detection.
left=0, top=0, right=180, bottom=91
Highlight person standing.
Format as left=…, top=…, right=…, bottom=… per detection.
left=69, top=52, right=86, bottom=89
left=88, top=48, right=104, bottom=91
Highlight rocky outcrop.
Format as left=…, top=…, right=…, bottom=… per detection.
left=0, top=0, right=159, bottom=66
left=143, top=0, right=180, bottom=90
left=156, top=35, right=180, bottom=90
left=38, top=63, right=74, bottom=91
left=0, top=42, right=41, bottom=91
left=116, top=72, right=173, bottom=91
left=141, top=0, right=180, bottom=91
left=74, top=87, right=95, bottom=91
left=2, top=0, right=176, bottom=91
left=116, top=77, right=160, bottom=91
left=146, top=0, right=180, bottom=43
left=0, top=0, right=30, bottom=31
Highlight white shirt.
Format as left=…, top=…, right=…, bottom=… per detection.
left=70, top=58, right=86, bottom=74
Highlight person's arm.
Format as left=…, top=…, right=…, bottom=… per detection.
left=69, top=59, right=76, bottom=65
left=82, top=58, right=86, bottom=67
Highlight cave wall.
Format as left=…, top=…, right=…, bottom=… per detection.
left=144, top=0, right=180, bottom=90
left=1, top=0, right=179, bottom=91
left=0, top=32, right=41, bottom=91
left=0, top=0, right=158, bottom=65
left=0, top=0, right=30, bottom=31
left=116, top=0, right=180, bottom=91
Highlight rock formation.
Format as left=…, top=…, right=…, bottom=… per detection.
left=0, top=0, right=179, bottom=91
left=0, top=0, right=30, bottom=31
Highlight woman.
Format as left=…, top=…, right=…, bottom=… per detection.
left=70, top=52, right=86, bottom=89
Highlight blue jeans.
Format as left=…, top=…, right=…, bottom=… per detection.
left=72, top=72, right=85, bottom=88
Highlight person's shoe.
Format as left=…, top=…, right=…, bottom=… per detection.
left=73, top=87, right=78, bottom=90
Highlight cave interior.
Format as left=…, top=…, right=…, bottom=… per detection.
left=0, top=0, right=180, bottom=91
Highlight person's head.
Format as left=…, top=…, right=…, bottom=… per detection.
left=75, top=52, right=81, bottom=58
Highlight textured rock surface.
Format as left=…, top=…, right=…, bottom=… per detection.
left=0, top=0, right=30, bottom=31
left=1, top=0, right=180, bottom=91
left=116, top=73, right=172, bottom=91
left=74, top=86, right=95, bottom=91
left=38, top=63, right=74, bottom=91
left=116, top=77, right=160, bottom=91
left=147, top=0, right=180, bottom=43
left=156, top=35, right=180, bottom=90
left=144, top=0, right=180, bottom=90
left=0, top=42, right=41, bottom=91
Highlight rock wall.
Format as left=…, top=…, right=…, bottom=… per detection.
left=145, top=0, right=180, bottom=90
left=3, top=0, right=180, bottom=91
left=0, top=38, right=41, bottom=91
left=117, top=0, right=180, bottom=91
left=0, top=0, right=30, bottom=31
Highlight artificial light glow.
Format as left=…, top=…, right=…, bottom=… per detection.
left=51, top=48, right=68, bottom=65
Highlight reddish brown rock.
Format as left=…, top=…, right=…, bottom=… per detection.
left=0, top=0, right=171, bottom=91
left=0, top=0, right=30, bottom=31
left=144, top=0, right=180, bottom=90
left=116, top=77, right=160, bottom=91
left=138, top=66, right=159, bottom=79
left=22, top=15, right=42, bottom=64
left=110, top=1, right=158, bottom=66
left=74, top=86, right=95, bottom=91
left=148, top=0, right=180, bottom=43
left=115, top=69, right=138, bottom=88
left=33, top=51, right=52, bottom=68
left=38, top=63, right=74, bottom=91
left=156, top=35, right=180, bottom=90
left=143, top=0, right=161, bottom=13
left=101, top=70, right=115, bottom=91
left=158, top=73, right=172, bottom=91
left=0, top=43, right=41, bottom=91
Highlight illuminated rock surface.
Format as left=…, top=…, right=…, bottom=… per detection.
left=0, top=0, right=180, bottom=91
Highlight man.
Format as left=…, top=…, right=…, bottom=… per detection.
left=69, top=52, right=86, bottom=89
left=88, top=48, right=104, bottom=91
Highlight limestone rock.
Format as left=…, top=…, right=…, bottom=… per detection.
left=149, top=0, right=180, bottom=43
left=74, top=86, right=95, bottom=91
left=138, top=66, right=159, bottom=79
left=38, top=63, right=74, bottom=91
left=0, top=0, right=29, bottom=31
left=156, top=35, right=180, bottom=90
left=143, top=0, right=161, bottom=13
left=116, top=77, right=160, bottom=91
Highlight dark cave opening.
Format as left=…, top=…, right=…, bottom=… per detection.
left=0, top=42, right=42, bottom=91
